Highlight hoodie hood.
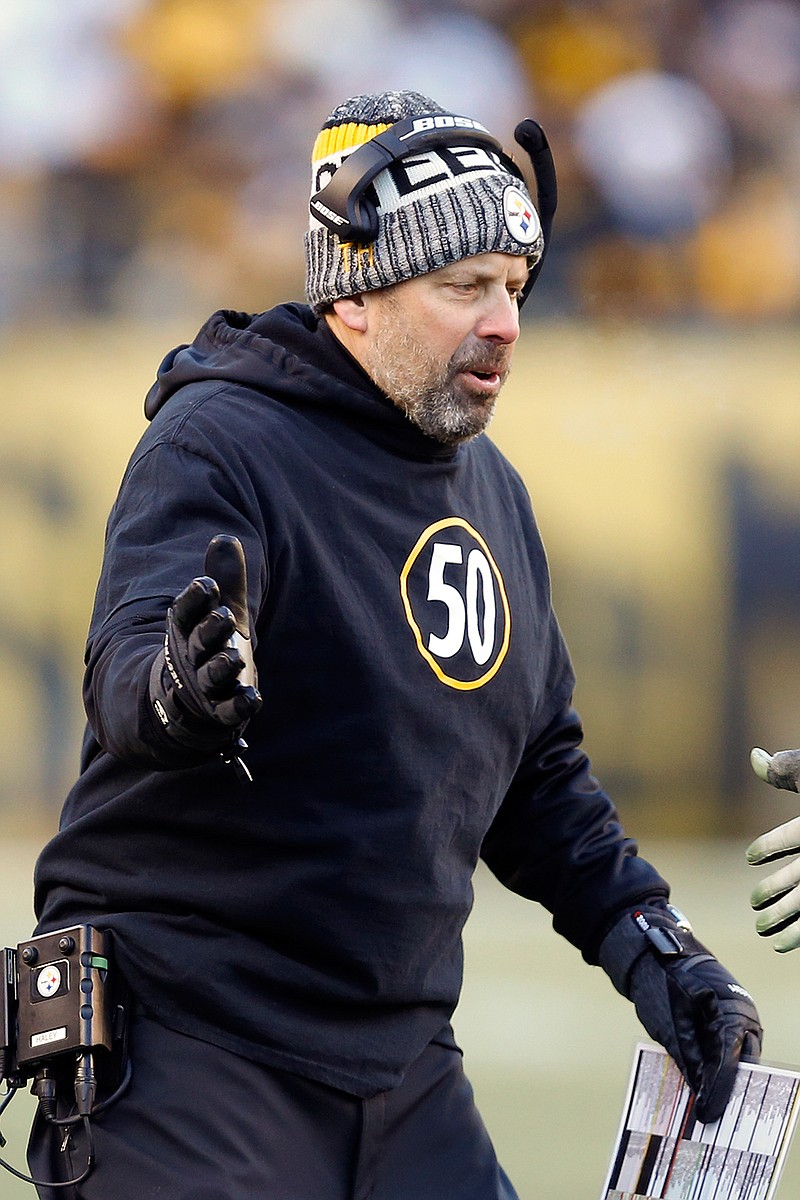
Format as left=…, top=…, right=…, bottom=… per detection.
left=143, top=303, right=458, bottom=461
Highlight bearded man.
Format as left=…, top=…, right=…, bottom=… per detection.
left=27, top=91, right=761, bottom=1200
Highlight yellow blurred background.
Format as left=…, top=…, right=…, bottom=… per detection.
left=2, top=321, right=799, bottom=836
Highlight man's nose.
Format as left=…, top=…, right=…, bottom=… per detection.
left=474, top=289, right=521, bottom=345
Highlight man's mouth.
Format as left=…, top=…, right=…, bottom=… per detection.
left=460, top=365, right=506, bottom=393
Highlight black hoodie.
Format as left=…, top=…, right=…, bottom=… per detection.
left=33, top=304, right=667, bottom=1096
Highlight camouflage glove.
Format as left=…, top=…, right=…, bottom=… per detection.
left=748, top=746, right=800, bottom=951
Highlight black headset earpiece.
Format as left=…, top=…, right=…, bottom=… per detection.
left=513, top=119, right=558, bottom=308
left=309, top=114, right=513, bottom=244
left=308, top=112, right=557, bottom=302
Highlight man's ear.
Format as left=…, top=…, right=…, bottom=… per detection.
left=331, top=294, right=368, bottom=333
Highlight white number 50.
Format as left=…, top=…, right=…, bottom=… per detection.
left=427, top=542, right=496, bottom=665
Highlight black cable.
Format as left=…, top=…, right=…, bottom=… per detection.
left=0, top=1106, right=95, bottom=1189
left=47, top=1058, right=133, bottom=1127
left=0, top=1053, right=131, bottom=1189
left=0, top=1082, right=20, bottom=1121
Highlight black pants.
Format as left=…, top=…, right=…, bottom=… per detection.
left=27, top=1012, right=520, bottom=1200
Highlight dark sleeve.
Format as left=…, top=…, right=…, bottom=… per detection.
left=82, top=437, right=267, bottom=769
left=480, top=700, right=670, bottom=963
left=83, top=600, right=199, bottom=769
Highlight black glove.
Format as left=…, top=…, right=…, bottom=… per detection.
left=599, top=903, right=762, bottom=1124
left=149, top=535, right=262, bottom=770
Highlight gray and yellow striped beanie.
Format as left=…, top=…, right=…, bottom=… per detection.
left=304, top=91, right=543, bottom=313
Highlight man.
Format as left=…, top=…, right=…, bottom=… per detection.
left=27, top=91, right=761, bottom=1199
left=748, top=745, right=800, bottom=951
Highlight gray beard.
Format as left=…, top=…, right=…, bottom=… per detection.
left=366, top=318, right=506, bottom=446
left=395, top=381, right=497, bottom=444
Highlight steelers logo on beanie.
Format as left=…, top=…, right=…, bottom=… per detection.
left=304, top=91, right=543, bottom=313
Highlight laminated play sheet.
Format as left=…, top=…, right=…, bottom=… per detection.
left=601, top=1043, right=800, bottom=1200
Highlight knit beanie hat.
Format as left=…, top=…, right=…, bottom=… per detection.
left=304, top=91, right=544, bottom=312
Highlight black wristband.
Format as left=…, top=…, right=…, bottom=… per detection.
left=148, top=653, right=240, bottom=757
left=599, top=905, right=694, bottom=998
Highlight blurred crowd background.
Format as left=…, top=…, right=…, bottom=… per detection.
left=2, top=0, right=799, bottom=325
left=2, top=0, right=800, bottom=836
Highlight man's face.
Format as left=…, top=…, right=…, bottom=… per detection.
left=359, top=252, right=529, bottom=445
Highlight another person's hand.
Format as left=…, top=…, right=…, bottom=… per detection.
left=747, top=746, right=800, bottom=951
left=750, top=746, right=800, bottom=793
left=149, top=535, right=262, bottom=755
left=599, top=904, right=762, bottom=1124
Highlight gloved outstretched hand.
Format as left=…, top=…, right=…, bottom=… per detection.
left=599, top=904, right=762, bottom=1124
left=747, top=746, right=800, bottom=951
left=149, top=535, right=262, bottom=770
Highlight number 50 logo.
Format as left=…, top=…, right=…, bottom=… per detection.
left=399, top=517, right=511, bottom=690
